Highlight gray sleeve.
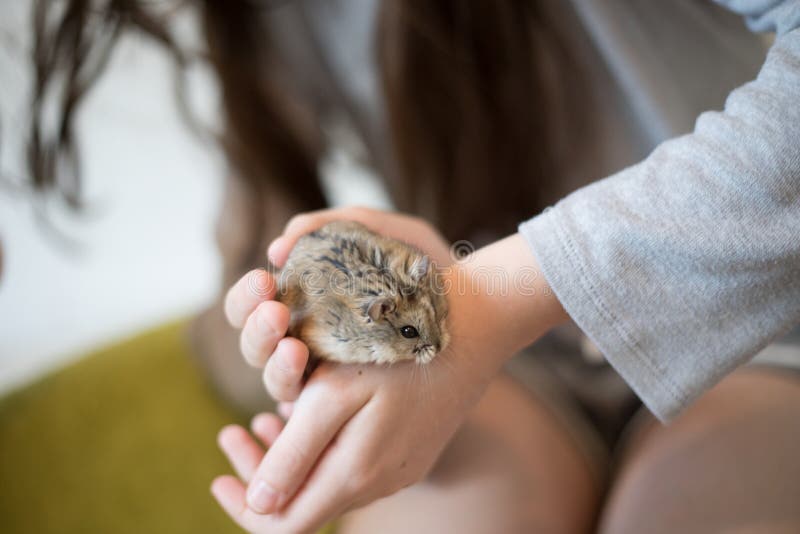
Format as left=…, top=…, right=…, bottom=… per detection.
left=519, top=2, right=800, bottom=422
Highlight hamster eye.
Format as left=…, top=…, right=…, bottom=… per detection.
left=399, top=325, right=419, bottom=338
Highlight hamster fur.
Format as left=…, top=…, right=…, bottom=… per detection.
left=274, top=221, right=450, bottom=365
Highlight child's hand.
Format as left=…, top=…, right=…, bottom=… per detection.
left=222, top=207, right=455, bottom=401
left=212, top=206, right=565, bottom=533
left=212, top=339, right=494, bottom=533
left=212, top=207, right=498, bottom=532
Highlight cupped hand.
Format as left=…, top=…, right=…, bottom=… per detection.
left=213, top=207, right=505, bottom=533
left=222, top=207, right=456, bottom=403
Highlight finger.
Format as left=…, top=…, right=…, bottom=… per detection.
left=266, top=236, right=293, bottom=269
left=245, top=380, right=368, bottom=514
left=211, top=475, right=276, bottom=533
left=270, top=208, right=367, bottom=266
left=263, top=337, right=309, bottom=402
left=224, top=269, right=276, bottom=329
left=277, top=401, right=295, bottom=420
left=250, top=412, right=284, bottom=449
left=212, top=473, right=344, bottom=534
left=270, top=207, right=445, bottom=268
left=265, top=419, right=373, bottom=534
left=210, top=476, right=249, bottom=528
left=217, top=425, right=265, bottom=483
left=267, top=213, right=333, bottom=266
left=239, top=300, right=290, bottom=367
left=283, top=211, right=336, bottom=242
left=218, top=401, right=381, bottom=533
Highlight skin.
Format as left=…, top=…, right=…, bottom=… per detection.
left=598, top=368, right=800, bottom=533
left=213, top=207, right=569, bottom=532
left=213, top=206, right=800, bottom=533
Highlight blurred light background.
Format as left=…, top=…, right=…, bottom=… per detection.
left=0, top=1, right=224, bottom=393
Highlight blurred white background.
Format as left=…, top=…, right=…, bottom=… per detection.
left=0, top=2, right=224, bottom=393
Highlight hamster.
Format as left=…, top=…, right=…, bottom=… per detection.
left=274, top=220, right=450, bottom=365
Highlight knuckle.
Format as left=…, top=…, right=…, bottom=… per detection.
left=313, top=378, right=351, bottom=406
left=255, top=302, right=278, bottom=336
left=346, top=463, right=378, bottom=494
left=308, top=362, right=349, bottom=385
left=303, top=364, right=364, bottom=405
left=255, top=301, right=289, bottom=339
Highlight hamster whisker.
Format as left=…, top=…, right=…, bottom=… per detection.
left=425, top=375, right=435, bottom=407
left=405, top=361, right=419, bottom=406
left=412, top=362, right=431, bottom=405
left=421, top=365, right=434, bottom=407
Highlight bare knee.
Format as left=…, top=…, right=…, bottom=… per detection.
left=599, top=369, right=800, bottom=534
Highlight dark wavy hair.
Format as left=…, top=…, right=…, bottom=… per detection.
left=21, top=0, right=588, bottom=245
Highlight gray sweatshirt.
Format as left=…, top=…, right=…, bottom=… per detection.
left=520, top=0, right=800, bottom=421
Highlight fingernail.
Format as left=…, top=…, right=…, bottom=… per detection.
left=247, top=479, right=278, bottom=513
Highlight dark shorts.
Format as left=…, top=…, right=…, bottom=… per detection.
left=505, top=327, right=800, bottom=489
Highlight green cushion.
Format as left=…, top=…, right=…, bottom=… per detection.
left=0, top=321, right=334, bottom=533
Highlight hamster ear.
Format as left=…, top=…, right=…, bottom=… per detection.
left=409, top=255, right=430, bottom=282
left=365, top=296, right=395, bottom=322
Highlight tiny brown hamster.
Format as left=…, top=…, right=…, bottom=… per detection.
left=274, top=221, right=450, bottom=365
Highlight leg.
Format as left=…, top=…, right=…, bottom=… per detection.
left=599, top=368, right=800, bottom=534
left=339, top=373, right=601, bottom=534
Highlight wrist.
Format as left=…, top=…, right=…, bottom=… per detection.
left=443, top=233, right=567, bottom=369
